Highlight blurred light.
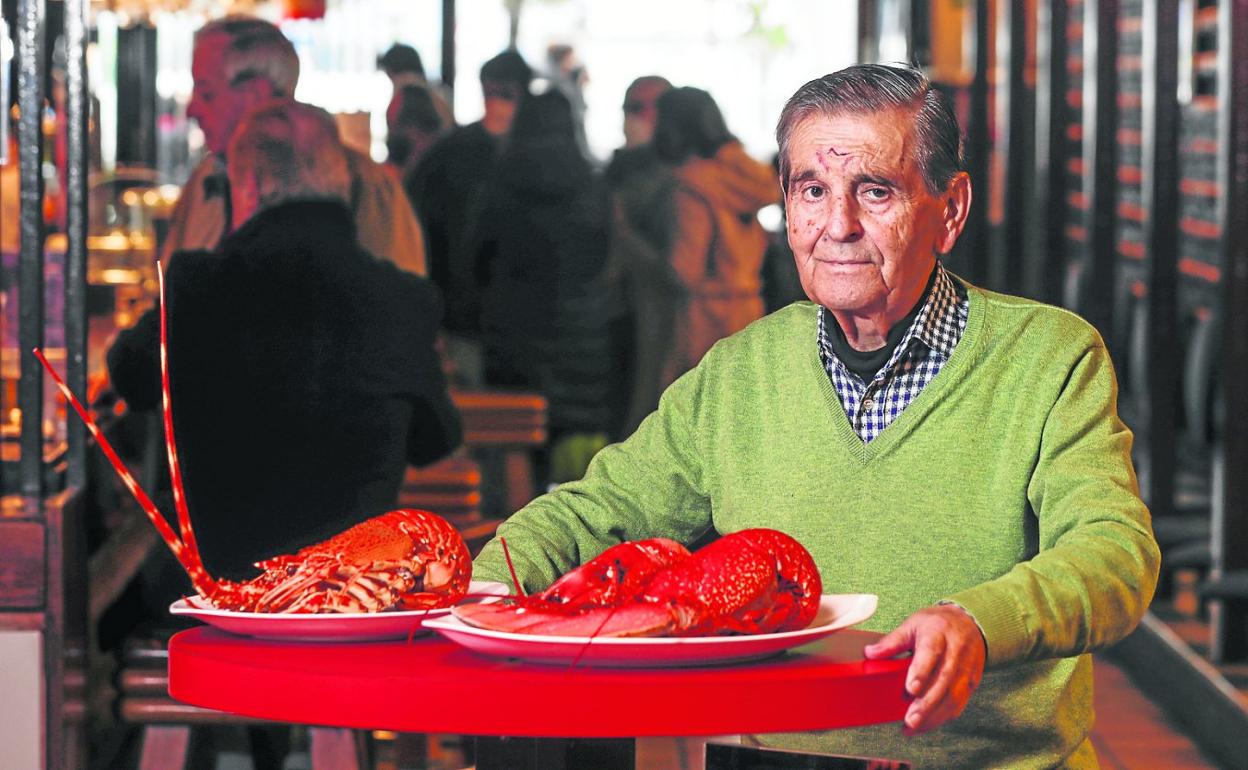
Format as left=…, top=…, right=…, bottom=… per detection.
left=758, top=204, right=784, bottom=233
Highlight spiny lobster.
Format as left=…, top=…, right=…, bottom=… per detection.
left=34, top=265, right=470, bottom=613
left=454, top=528, right=822, bottom=637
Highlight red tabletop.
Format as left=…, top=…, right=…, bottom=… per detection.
left=168, top=627, right=910, bottom=738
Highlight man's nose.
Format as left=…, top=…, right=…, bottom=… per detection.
left=822, top=193, right=864, bottom=242
left=186, top=94, right=204, bottom=123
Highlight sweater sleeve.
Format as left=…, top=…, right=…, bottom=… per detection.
left=472, top=364, right=716, bottom=593
left=946, top=340, right=1160, bottom=668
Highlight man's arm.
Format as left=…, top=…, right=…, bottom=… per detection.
left=400, top=278, right=461, bottom=465
left=105, top=308, right=161, bottom=411
left=472, top=365, right=716, bottom=593
left=867, top=339, right=1160, bottom=734
left=950, top=340, right=1159, bottom=664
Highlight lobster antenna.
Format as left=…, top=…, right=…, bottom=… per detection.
left=499, top=537, right=527, bottom=598
left=33, top=348, right=216, bottom=595
left=156, top=262, right=208, bottom=583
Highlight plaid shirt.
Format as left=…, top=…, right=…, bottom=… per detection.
left=817, top=262, right=968, bottom=442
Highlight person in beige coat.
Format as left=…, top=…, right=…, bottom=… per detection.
left=164, top=17, right=426, bottom=275
left=622, top=87, right=777, bottom=431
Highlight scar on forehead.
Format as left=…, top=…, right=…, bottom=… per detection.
left=815, top=146, right=850, bottom=171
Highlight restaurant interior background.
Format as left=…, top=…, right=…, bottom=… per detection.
left=1, top=0, right=1247, bottom=768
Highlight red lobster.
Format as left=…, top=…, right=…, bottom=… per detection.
left=34, top=266, right=470, bottom=614
left=454, top=529, right=822, bottom=637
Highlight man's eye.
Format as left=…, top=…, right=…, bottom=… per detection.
left=800, top=185, right=825, bottom=202
left=862, top=187, right=891, bottom=201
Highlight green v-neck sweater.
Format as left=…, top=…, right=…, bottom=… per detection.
left=474, top=284, right=1160, bottom=769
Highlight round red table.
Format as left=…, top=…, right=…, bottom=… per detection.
left=168, top=626, right=910, bottom=738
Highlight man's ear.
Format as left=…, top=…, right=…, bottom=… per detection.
left=935, top=171, right=972, bottom=255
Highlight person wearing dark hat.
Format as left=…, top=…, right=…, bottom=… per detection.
left=377, top=42, right=455, bottom=131
left=405, top=49, right=534, bottom=385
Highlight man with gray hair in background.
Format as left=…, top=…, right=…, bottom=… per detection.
left=109, top=99, right=460, bottom=616
left=163, top=15, right=427, bottom=275
left=472, top=63, right=1158, bottom=767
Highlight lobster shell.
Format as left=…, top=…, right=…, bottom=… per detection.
left=455, top=528, right=822, bottom=637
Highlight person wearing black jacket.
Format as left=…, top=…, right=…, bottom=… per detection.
left=476, top=89, right=614, bottom=482
left=107, top=102, right=461, bottom=581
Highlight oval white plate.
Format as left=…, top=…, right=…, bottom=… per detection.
left=169, top=580, right=510, bottom=642
left=424, top=593, right=877, bottom=667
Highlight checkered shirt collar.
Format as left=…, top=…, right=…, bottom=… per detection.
left=817, top=261, right=964, bottom=380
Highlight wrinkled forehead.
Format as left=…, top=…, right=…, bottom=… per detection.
left=786, top=107, right=920, bottom=174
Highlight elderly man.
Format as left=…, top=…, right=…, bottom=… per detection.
left=109, top=101, right=460, bottom=581
left=165, top=16, right=426, bottom=275
left=472, top=64, right=1158, bottom=768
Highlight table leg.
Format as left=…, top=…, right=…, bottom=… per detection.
left=137, top=725, right=190, bottom=770
left=474, top=736, right=635, bottom=770
left=309, top=726, right=364, bottom=770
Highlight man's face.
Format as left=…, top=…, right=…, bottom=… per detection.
left=481, top=80, right=521, bottom=137
left=622, top=83, right=665, bottom=148
left=187, top=33, right=270, bottom=155
left=783, top=109, right=967, bottom=321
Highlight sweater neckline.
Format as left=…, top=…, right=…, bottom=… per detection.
left=807, top=279, right=987, bottom=462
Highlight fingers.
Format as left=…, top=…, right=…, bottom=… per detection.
left=901, top=609, right=987, bottom=735
left=862, top=622, right=915, bottom=660
left=866, top=605, right=988, bottom=736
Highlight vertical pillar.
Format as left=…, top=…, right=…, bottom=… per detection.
left=441, top=0, right=456, bottom=102
left=1077, top=0, right=1119, bottom=337
left=1210, top=0, right=1248, bottom=662
left=63, top=0, right=87, bottom=490
left=1032, top=0, right=1069, bottom=305
left=1138, top=0, right=1180, bottom=522
left=995, top=0, right=1033, bottom=295
left=16, top=0, right=46, bottom=498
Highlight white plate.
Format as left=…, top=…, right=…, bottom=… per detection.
left=423, top=593, right=877, bottom=667
left=168, top=580, right=511, bottom=642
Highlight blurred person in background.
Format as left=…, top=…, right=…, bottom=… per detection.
left=621, top=86, right=778, bottom=433
left=603, top=75, right=673, bottom=438
left=108, top=100, right=460, bottom=595
left=376, top=42, right=455, bottom=131
left=475, top=89, right=613, bottom=484
left=545, top=43, right=591, bottom=161
left=166, top=16, right=426, bottom=275
left=385, top=83, right=451, bottom=183
left=406, top=49, right=533, bottom=386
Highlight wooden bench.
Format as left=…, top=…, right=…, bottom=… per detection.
left=118, top=635, right=367, bottom=770
left=451, top=390, right=548, bottom=515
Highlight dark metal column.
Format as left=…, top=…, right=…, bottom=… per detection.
left=63, top=0, right=87, bottom=490
left=1032, top=0, right=1069, bottom=305
left=16, top=0, right=45, bottom=498
left=958, top=0, right=991, bottom=286
left=441, top=0, right=456, bottom=103
left=1211, top=0, right=1248, bottom=662
left=1078, top=0, right=1119, bottom=337
left=1138, top=0, right=1180, bottom=527
left=858, top=0, right=880, bottom=63
left=995, top=0, right=1032, bottom=295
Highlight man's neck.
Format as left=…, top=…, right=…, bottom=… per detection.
left=828, top=264, right=939, bottom=352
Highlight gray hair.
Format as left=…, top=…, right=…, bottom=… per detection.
left=775, top=63, right=963, bottom=194
left=227, top=101, right=350, bottom=212
left=196, top=16, right=299, bottom=98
